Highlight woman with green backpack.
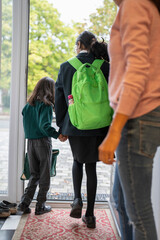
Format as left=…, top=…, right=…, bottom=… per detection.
left=55, top=31, right=113, bottom=228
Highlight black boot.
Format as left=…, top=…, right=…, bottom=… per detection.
left=35, top=203, right=52, bottom=215
left=17, top=202, right=31, bottom=214
left=70, top=198, right=83, bottom=218
left=82, top=215, right=96, bottom=228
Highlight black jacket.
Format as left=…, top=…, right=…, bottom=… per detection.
left=55, top=52, right=110, bottom=136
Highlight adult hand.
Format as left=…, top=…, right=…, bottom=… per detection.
left=99, top=112, right=129, bottom=165
left=58, top=134, right=68, bottom=142
left=98, top=128, right=120, bottom=164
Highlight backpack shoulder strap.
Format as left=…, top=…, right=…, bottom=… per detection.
left=92, top=59, right=104, bottom=70
left=67, top=57, right=83, bottom=70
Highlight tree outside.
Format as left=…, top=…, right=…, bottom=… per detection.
left=0, top=0, right=12, bottom=114
left=28, top=0, right=77, bottom=94
left=73, top=0, right=117, bottom=41
left=0, top=0, right=117, bottom=110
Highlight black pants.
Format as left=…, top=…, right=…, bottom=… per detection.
left=21, top=137, right=52, bottom=206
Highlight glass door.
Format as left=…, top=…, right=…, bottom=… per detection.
left=25, top=0, right=117, bottom=203
left=0, top=0, right=29, bottom=202
left=0, top=0, right=13, bottom=199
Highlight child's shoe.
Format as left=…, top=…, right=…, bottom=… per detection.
left=70, top=198, right=83, bottom=218
left=35, top=204, right=51, bottom=215
left=82, top=215, right=96, bottom=228
left=18, top=202, right=31, bottom=214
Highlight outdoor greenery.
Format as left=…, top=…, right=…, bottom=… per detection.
left=74, top=0, right=117, bottom=40
left=28, top=0, right=117, bottom=94
left=0, top=0, right=117, bottom=106
left=0, top=0, right=12, bottom=108
left=28, top=0, right=77, bottom=93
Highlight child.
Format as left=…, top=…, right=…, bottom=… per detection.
left=18, top=77, right=66, bottom=215
left=55, top=31, right=111, bottom=228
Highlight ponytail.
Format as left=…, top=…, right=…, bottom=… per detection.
left=90, top=39, right=109, bottom=62
left=76, top=31, right=109, bottom=61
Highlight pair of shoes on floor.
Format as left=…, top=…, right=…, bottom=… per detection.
left=17, top=202, right=31, bottom=214
left=82, top=215, right=96, bottom=229
left=0, top=200, right=18, bottom=217
left=70, top=198, right=83, bottom=219
left=35, top=204, right=52, bottom=215
left=0, top=205, right=11, bottom=218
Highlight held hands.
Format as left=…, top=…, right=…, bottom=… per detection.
left=58, top=134, right=68, bottom=142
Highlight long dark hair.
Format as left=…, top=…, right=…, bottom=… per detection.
left=28, top=77, right=55, bottom=107
left=76, top=31, right=109, bottom=62
left=149, top=0, right=160, bottom=12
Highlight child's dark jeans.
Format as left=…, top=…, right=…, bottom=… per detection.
left=21, top=137, right=52, bottom=207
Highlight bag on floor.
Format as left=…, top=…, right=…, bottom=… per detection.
left=20, top=149, right=59, bottom=180
left=67, top=57, right=113, bottom=130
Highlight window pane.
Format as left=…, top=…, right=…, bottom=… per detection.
left=0, top=0, right=12, bottom=196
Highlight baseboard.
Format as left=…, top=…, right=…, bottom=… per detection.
left=17, top=200, right=109, bottom=209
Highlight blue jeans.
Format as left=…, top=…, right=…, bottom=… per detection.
left=113, top=164, right=132, bottom=240
left=113, top=106, right=160, bottom=240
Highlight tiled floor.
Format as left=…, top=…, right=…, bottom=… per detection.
left=0, top=211, right=22, bottom=240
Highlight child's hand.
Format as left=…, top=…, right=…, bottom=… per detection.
left=58, top=134, right=68, bottom=142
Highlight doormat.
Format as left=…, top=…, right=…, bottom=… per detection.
left=12, top=209, right=120, bottom=240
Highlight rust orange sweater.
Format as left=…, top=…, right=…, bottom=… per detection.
left=109, top=0, right=160, bottom=118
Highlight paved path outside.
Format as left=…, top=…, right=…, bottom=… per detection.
left=0, top=117, right=112, bottom=202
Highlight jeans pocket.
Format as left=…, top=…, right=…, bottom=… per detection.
left=140, top=120, right=160, bottom=158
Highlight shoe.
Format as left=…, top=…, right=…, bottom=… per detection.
left=0, top=206, right=11, bottom=218
left=23, top=207, right=31, bottom=214
left=70, top=198, right=83, bottom=219
left=17, top=202, right=31, bottom=214
left=35, top=205, right=52, bottom=215
left=1, top=200, right=17, bottom=214
left=82, top=215, right=96, bottom=228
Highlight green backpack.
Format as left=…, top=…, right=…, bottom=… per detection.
left=68, top=57, right=113, bottom=130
